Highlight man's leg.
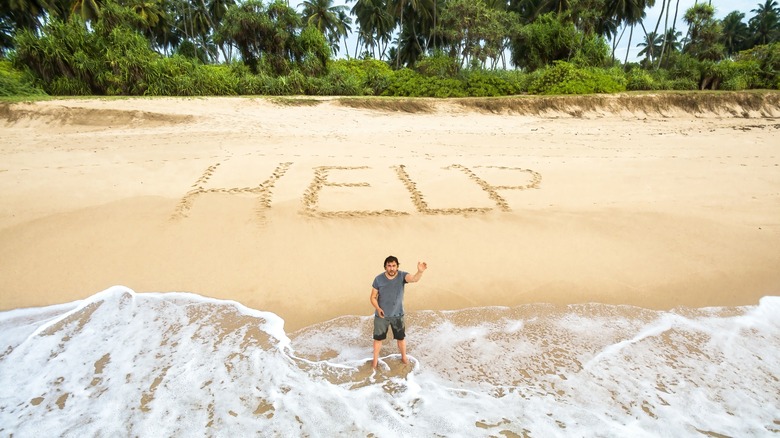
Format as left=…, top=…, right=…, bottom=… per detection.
left=391, top=316, right=408, bottom=364
left=373, top=316, right=389, bottom=369
left=397, top=339, right=408, bottom=364
left=372, top=340, right=382, bottom=368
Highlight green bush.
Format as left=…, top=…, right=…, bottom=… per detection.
left=730, top=59, right=761, bottom=89
left=324, top=59, right=394, bottom=95
left=361, top=60, right=394, bottom=95
left=570, top=34, right=612, bottom=68
left=286, top=70, right=307, bottom=95
left=626, top=68, right=656, bottom=91
left=143, top=55, right=194, bottom=96
left=669, top=78, right=699, bottom=90
left=494, top=69, right=532, bottom=93
left=101, top=27, right=160, bottom=95
left=630, top=69, right=680, bottom=90
left=320, top=66, right=364, bottom=95
left=49, top=76, right=91, bottom=95
left=242, top=72, right=277, bottom=95
left=272, top=76, right=292, bottom=95
left=141, top=60, right=240, bottom=96
left=260, top=72, right=308, bottom=95
left=384, top=67, right=529, bottom=97
left=463, top=70, right=519, bottom=96
left=528, top=61, right=626, bottom=94
left=415, top=51, right=460, bottom=78
left=0, top=60, right=45, bottom=96
left=381, top=68, right=467, bottom=97
left=12, top=13, right=162, bottom=96
left=734, top=43, right=780, bottom=89
left=603, top=66, right=628, bottom=90
left=231, top=63, right=267, bottom=95
left=323, top=60, right=368, bottom=95
left=668, top=53, right=702, bottom=89
left=298, top=26, right=330, bottom=77
left=712, top=59, right=756, bottom=90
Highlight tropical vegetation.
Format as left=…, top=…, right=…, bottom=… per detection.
left=1, top=0, right=779, bottom=97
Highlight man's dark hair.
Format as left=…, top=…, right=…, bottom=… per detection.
left=384, top=255, right=399, bottom=267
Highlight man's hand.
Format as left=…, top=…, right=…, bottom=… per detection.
left=406, top=261, right=428, bottom=283
left=370, top=288, right=384, bottom=317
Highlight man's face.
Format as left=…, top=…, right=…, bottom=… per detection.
left=385, top=261, right=398, bottom=278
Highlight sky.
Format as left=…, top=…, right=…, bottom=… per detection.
left=309, top=0, right=764, bottom=64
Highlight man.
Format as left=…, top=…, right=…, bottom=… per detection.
left=370, top=255, right=427, bottom=369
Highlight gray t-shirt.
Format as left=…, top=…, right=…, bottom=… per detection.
left=372, top=271, right=408, bottom=317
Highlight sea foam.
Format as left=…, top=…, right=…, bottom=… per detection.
left=1, top=286, right=778, bottom=437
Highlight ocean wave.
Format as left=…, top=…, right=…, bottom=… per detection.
left=1, top=286, right=778, bottom=437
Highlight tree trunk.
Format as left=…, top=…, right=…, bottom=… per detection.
left=623, top=24, right=634, bottom=70
left=657, top=0, right=672, bottom=69
left=612, top=25, right=628, bottom=62
left=639, top=21, right=651, bottom=63
left=671, top=0, right=680, bottom=42
left=432, top=0, right=437, bottom=52
left=396, top=0, right=405, bottom=69
left=682, top=0, right=698, bottom=52
left=650, top=0, right=667, bottom=63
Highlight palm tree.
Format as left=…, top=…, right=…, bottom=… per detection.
left=148, top=0, right=182, bottom=55
left=394, top=20, right=424, bottom=66
left=721, top=11, right=750, bottom=56
left=637, top=30, right=662, bottom=62
left=207, top=0, right=236, bottom=60
left=70, top=0, right=104, bottom=21
left=1, top=0, right=50, bottom=33
left=351, top=0, right=393, bottom=58
left=749, top=0, right=780, bottom=45
left=0, top=15, right=15, bottom=55
left=219, top=0, right=311, bottom=74
left=127, top=0, right=164, bottom=28
left=509, top=0, right=548, bottom=23
left=207, top=0, right=234, bottom=24
left=122, top=0, right=170, bottom=52
left=655, top=27, right=681, bottom=67
left=300, top=0, right=349, bottom=55
left=595, top=14, right=620, bottom=41
left=548, top=0, right=571, bottom=15
left=661, top=27, right=681, bottom=51
left=657, top=0, right=681, bottom=66
left=646, top=0, right=667, bottom=61
left=176, top=0, right=209, bottom=46
left=607, top=0, right=655, bottom=68
left=337, top=8, right=352, bottom=56
left=653, top=0, right=671, bottom=68
left=169, top=0, right=213, bottom=60
left=387, top=0, right=432, bottom=68
left=683, top=2, right=724, bottom=61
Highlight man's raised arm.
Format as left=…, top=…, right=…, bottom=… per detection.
left=405, top=261, right=427, bottom=283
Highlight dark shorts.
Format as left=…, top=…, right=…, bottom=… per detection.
left=373, top=316, right=405, bottom=341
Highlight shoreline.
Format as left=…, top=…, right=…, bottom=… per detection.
left=1, top=96, right=779, bottom=331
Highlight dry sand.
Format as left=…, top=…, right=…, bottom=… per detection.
left=1, top=94, right=779, bottom=331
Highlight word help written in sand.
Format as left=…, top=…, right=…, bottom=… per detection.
left=173, top=162, right=541, bottom=220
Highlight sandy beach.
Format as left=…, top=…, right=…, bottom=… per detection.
left=1, top=94, right=779, bottom=331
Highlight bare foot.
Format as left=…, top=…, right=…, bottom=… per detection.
left=401, top=356, right=409, bottom=365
